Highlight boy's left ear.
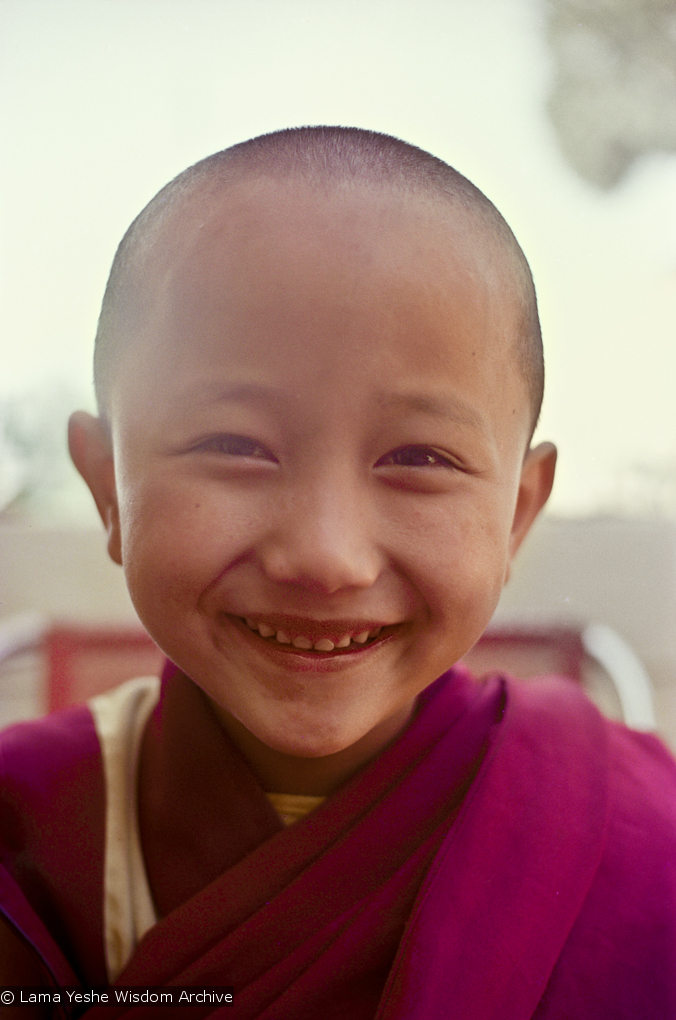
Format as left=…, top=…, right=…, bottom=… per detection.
left=68, top=411, right=123, bottom=566
left=506, top=441, right=557, bottom=577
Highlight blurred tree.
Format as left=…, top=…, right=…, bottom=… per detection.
left=546, top=0, right=676, bottom=187
left=0, top=387, right=77, bottom=516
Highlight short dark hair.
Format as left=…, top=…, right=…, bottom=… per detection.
left=94, top=126, right=543, bottom=431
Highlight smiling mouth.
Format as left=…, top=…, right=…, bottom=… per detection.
left=240, top=617, right=390, bottom=654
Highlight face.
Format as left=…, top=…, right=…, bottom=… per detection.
left=72, top=178, right=555, bottom=771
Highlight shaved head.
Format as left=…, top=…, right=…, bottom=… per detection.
left=94, top=126, right=543, bottom=431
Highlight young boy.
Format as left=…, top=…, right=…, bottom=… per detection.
left=1, top=127, right=675, bottom=1018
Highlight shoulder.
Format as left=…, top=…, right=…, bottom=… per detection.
left=0, top=704, right=108, bottom=984
left=594, top=718, right=676, bottom=918
left=503, top=673, right=676, bottom=855
left=502, top=678, right=676, bottom=1015
left=0, top=703, right=102, bottom=838
left=604, top=717, right=676, bottom=810
left=503, top=673, right=676, bottom=797
left=539, top=732, right=676, bottom=1016
left=597, top=719, right=676, bottom=915
left=0, top=675, right=160, bottom=816
left=0, top=701, right=101, bottom=774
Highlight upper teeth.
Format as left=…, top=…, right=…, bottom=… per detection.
left=244, top=619, right=382, bottom=651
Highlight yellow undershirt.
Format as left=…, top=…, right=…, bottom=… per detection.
left=266, top=792, right=326, bottom=826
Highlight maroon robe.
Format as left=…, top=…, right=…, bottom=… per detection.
left=1, top=665, right=676, bottom=1018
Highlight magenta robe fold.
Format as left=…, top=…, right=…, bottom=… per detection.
left=1, top=665, right=676, bottom=1018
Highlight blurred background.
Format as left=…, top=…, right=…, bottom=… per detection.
left=1, top=0, right=675, bottom=739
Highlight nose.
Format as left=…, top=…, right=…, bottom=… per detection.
left=258, top=475, right=382, bottom=595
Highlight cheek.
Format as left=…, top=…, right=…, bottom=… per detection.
left=400, top=496, right=512, bottom=630
left=116, top=472, right=265, bottom=611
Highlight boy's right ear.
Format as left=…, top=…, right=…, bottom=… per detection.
left=68, top=411, right=122, bottom=566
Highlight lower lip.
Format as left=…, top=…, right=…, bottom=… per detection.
left=226, top=616, right=395, bottom=672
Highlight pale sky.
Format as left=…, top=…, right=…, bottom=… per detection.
left=1, top=0, right=675, bottom=518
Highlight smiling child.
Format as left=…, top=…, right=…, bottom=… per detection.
left=1, top=127, right=675, bottom=1018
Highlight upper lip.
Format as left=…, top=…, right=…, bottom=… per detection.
left=231, top=613, right=396, bottom=642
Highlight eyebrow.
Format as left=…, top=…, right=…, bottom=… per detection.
left=178, top=381, right=287, bottom=410
left=375, top=390, right=486, bottom=431
left=178, top=381, right=486, bottom=432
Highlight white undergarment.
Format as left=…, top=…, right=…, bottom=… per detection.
left=89, top=676, right=161, bottom=982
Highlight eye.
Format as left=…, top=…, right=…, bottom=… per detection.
left=197, top=434, right=277, bottom=461
left=375, top=445, right=458, bottom=469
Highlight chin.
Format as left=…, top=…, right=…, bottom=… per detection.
left=258, top=720, right=361, bottom=760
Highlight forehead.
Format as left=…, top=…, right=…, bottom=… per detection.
left=150, top=176, right=507, bottom=309
left=114, top=176, right=528, bottom=440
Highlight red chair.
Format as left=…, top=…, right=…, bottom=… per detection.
left=462, top=626, right=585, bottom=684
left=0, top=615, right=162, bottom=727
left=46, top=625, right=164, bottom=712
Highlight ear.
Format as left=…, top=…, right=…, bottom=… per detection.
left=68, top=411, right=123, bottom=566
left=505, top=441, right=557, bottom=582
